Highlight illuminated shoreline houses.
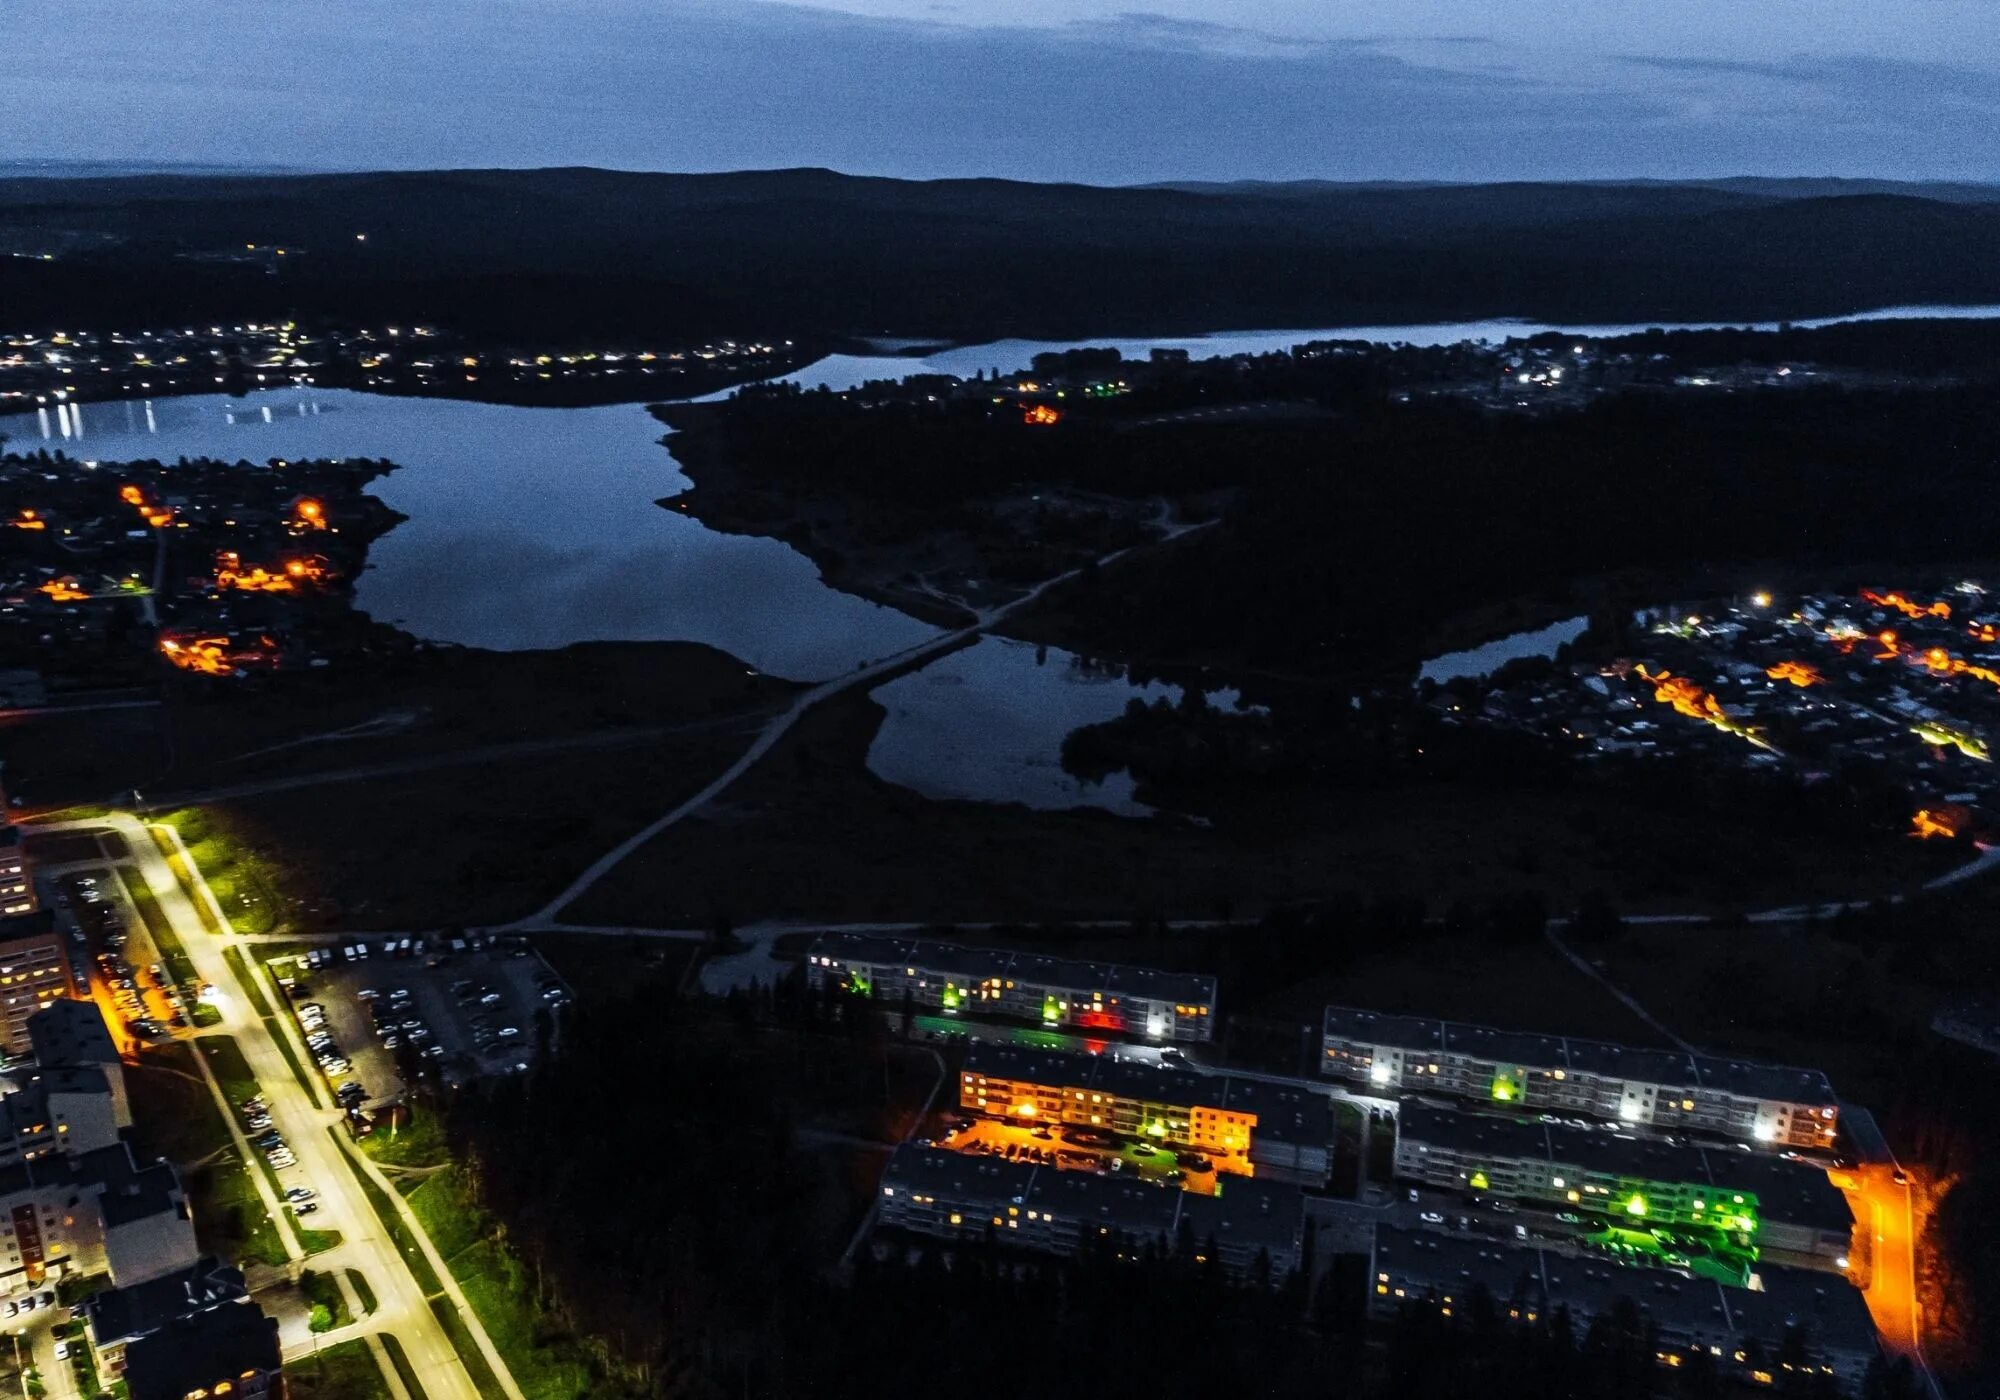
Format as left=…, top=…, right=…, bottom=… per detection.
left=1322, top=1007, right=1838, bottom=1150
left=877, top=1145, right=1305, bottom=1279
left=1369, top=1226, right=1879, bottom=1386
left=1394, top=1103, right=1854, bottom=1264
left=960, top=1045, right=1331, bottom=1183
left=804, top=934, right=1218, bottom=1042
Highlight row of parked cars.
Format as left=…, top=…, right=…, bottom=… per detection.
left=2, top=1290, right=55, bottom=1319
left=301, top=930, right=529, bottom=970
left=240, top=1093, right=297, bottom=1172
left=94, top=947, right=181, bottom=1039
left=298, top=1001, right=353, bottom=1078
left=363, top=987, right=448, bottom=1062
left=293, top=996, right=376, bottom=1113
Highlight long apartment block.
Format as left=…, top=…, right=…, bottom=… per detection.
left=1394, top=1102, right=1854, bottom=1262
left=1323, top=1006, right=1838, bottom=1150
left=960, top=1044, right=1330, bottom=1183
left=1370, top=1225, right=1878, bottom=1386
left=877, top=1145, right=1305, bottom=1279
left=805, top=933, right=1218, bottom=1042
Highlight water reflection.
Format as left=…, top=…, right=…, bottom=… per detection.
left=722, top=304, right=2000, bottom=397
left=1419, top=616, right=1589, bottom=684
left=867, top=635, right=1240, bottom=816
left=0, top=389, right=938, bottom=678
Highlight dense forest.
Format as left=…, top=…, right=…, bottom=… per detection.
left=4, top=170, right=2000, bottom=340
left=1024, top=382, right=2000, bottom=679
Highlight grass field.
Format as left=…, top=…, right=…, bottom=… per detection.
left=125, top=1041, right=286, bottom=1267
left=200, top=727, right=765, bottom=931
left=349, top=1145, right=445, bottom=1298
left=360, top=1105, right=450, bottom=1170
left=301, top=1267, right=357, bottom=1332
left=125, top=1045, right=229, bottom=1164
left=405, top=1169, right=601, bottom=1400
left=564, top=689, right=1956, bottom=931
left=284, top=1338, right=392, bottom=1400
left=113, top=863, right=199, bottom=992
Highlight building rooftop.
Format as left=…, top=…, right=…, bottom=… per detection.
left=1727, top=1263, right=1879, bottom=1361
left=1693, top=1054, right=1838, bottom=1107
left=1375, top=1225, right=1872, bottom=1357
left=120, top=1302, right=280, bottom=1400
left=1326, top=1005, right=1836, bottom=1108
left=808, top=933, right=1216, bottom=1009
left=27, top=998, right=120, bottom=1068
left=1174, top=1175, right=1307, bottom=1261
left=83, top=1256, right=246, bottom=1347
left=964, top=1045, right=1336, bottom=1148
left=1704, top=1149, right=1854, bottom=1235
left=1399, top=1104, right=1851, bottom=1235
left=883, top=1147, right=1303, bottom=1262
left=882, top=1143, right=1036, bottom=1203
left=73, top=1142, right=185, bottom=1228
left=1219, top=1077, right=1334, bottom=1150
left=1398, top=1101, right=1552, bottom=1164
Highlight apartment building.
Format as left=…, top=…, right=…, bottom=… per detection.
left=1322, top=1006, right=1838, bottom=1150
left=960, top=1045, right=1330, bottom=1183
left=121, top=1301, right=283, bottom=1400
left=877, top=1145, right=1305, bottom=1279
left=0, top=911, right=77, bottom=1056
left=0, top=826, right=32, bottom=918
left=0, top=1142, right=198, bottom=1293
left=81, top=1256, right=249, bottom=1381
left=27, top=997, right=128, bottom=1126
left=805, top=933, right=1218, bottom=1042
left=1394, top=1103, right=1854, bottom=1262
left=1369, top=1225, right=1879, bottom=1385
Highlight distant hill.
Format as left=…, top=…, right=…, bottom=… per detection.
left=3, top=167, right=1999, bottom=341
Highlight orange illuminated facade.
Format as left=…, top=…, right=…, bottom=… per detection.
left=212, top=552, right=330, bottom=593
left=960, top=1047, right=1258, bottom=1175
left=37, top=578, right=88, bottom=603
left=1910, top=808, right=1960, bottom=840
left=1766, top=660, right=1821, bottom=688
left=159, top=632, right=279, bottom=678
left=10, top=510, right=46, bottom=531
left=290, top=497, right=329, bottom=531
left=1862, top=589, right=1950, bottom=621
left=1022, top=403, right=1062, bottom=426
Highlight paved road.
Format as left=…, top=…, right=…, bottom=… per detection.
left=27, top=815, right=511, bottom=1400
left=1834, top=1164, right=1924, bottom=1359
left=514, top=511, right=1216, bottom=927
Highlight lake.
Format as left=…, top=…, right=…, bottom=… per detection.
left=1419, top=616, right=1590, bottom=684
left=732, top=303, right=2000, bottom=396
left=865, top=636, right=1241, bottom=816
left=0, top=388, right=938, bottom=679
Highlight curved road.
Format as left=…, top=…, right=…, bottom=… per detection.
left=513, top=513, right=1215, bottom=927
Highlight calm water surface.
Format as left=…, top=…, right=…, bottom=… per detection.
left=866, top=636, right=1242, bottom=815
left=1419, top=616, right=1590, bottom=684
left=738, top=304, right=2000, bottom=396
left=0, top=389, right=937, bottom=679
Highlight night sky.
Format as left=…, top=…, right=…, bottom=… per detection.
left=9, top=0, right=1998, bottom=183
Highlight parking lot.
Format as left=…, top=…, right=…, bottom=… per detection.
left=258, top=933, right=570, bottom=1107
left=935, top=1117, right=1223, bottom=1196
left=45, top=865, right=192, bottom=1051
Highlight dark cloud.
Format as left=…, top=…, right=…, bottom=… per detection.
left=5, top=0, right=1997, bottom=182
